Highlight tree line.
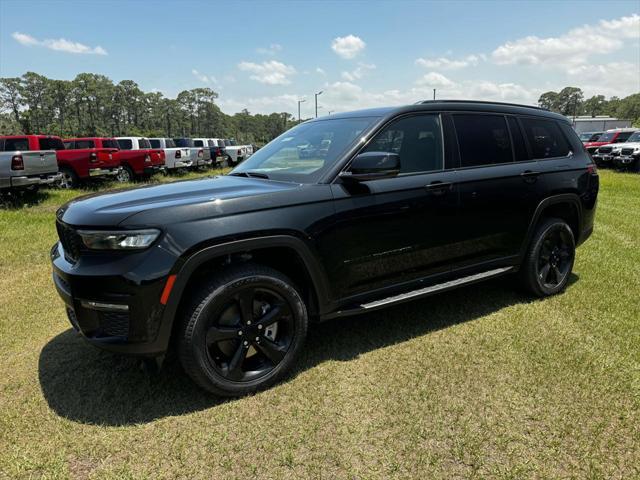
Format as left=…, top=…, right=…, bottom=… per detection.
left=0, top=72, right=296, bottom=144
left=537, top=87, right=640, bottom=125
left=1, top=73, right=638, bottom=143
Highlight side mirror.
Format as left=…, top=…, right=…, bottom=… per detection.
left=339, top=151, right=400, bottom=182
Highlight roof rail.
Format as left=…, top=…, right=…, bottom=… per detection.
left=418, top=99, right=549, bottom=111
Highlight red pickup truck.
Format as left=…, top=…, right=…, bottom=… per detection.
left=60, top=137, right=122, bottom=188
left=115, top=137, right=166, bottom=181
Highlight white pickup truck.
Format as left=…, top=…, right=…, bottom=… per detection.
left=173, top=138, right=212, bottom=169
left=222, top=139, right=248, bottom=166
left=192, top=138, right=214, bottom=168
left=149, top=138, right=192, bottom=170
left=0, top=135, right=61, bottom=191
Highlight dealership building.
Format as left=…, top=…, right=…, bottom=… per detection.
left=570, top=116, right=632, bottom=133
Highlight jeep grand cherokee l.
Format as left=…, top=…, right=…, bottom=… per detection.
left=51, top=101, right=599, bottom=396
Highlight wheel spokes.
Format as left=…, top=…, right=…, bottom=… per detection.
left=256, top=303, right=284, bottom=327
left=206, top=325, right=239, bottom=346
left=237, top=290, right=254, bottom=324
left=539, top=263, right=551, bottom=283
left=254, top=337, right=287, bottom=365
left=224, top=342, right=249, bottom=380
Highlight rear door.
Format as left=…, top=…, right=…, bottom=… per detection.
left=452, top=113, right=543, bottom=269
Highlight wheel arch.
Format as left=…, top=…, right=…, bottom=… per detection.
left=520, top=194, right=583, bottom=260
left=157, top=235, right=332, bottom=353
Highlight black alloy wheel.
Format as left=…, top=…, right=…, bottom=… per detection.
left=179, top=264, right=308, bottom=396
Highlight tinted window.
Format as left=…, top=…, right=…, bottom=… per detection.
left=39, top=137, right=65, bottom=150
left=3, top=138, right=29, bottom=151
left=507, top=117, right=529, bottom=162
left=174, top=138, right=195, bottom=148
left=520, top=118, right=571, bottom=159
left=138, top=138, right=151, bottom=149
left=165, top=138, right=176, bottom=148
left=559, top=123, right=585, bottom=153
left=615, top=131, right=634, bottom=143
left=102, top=139, right=119, bottom=149
left=218, top=140, right=225, bottom=147
left=364, top=114, right=443, bottom=173
left=75, top=140, right=94, bottom=149
left=63, top=141, right=74, bottom=149
left=454, top=114, right=512, bottom=167
left=194, top=140, right=204, bottom=147
left=208, top=140, right=215, bottom=147
left=149, top=139, right=161, bottom=148
left=117, top=139, right=133, bottom=150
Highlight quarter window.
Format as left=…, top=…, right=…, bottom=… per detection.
left=75, top=140, right=94, bottom=149
left=454, top=114, right=512, bottom=167
left=149, top=139, right=161, bottom=148
left=63, top=141, right=74, bottom=149
left=364, top=114, right=443, bottom=174
left=194, top=140, right=204, bottom=147
left=520, top=118, right=571, bottom=159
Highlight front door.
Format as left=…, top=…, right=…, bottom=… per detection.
left=317, top=113, right=460, bottom=300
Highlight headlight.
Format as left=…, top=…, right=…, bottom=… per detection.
left=77, top=229, right=161, bottom=250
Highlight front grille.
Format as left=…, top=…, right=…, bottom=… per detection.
left=56, top=221, right=83, bottom=262
left=621, top=148, right=635, bottom=156
left=598, top=146, right=612, bottom=154
left=98, top=311, right=130, bottom=338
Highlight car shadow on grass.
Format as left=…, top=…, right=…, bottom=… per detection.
left=0, top=188, right=51, bottom=209
left=39, top=274, right=578, bottom=426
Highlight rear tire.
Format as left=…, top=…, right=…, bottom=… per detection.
left=116, top=165, right=134, bottom=183
left=520, top=217, right=575, bottom=297
left=58, top=167, right=79, bottom=189
left=178, top=264, right=308, bottom=396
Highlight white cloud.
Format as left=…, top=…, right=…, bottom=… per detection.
left=316, top=67, right=326, bottom=76
left=217, top=93, right=301, bottom=114
left=192, top=69, right=216, bottom=84
left=415, top=54, right=481, bottom=70
left=12, top=31, right=107, bottom=55
left=415, top=72, right=455, bottom=88
left=331, top=34, right=366, bottom=59
left=492, top=14, right=639, bottom=66
left=341, top=62, right=376, bottom=81
left=238, top=60, right=297, bottom=85
left=257, top=43, right=283, bottom=55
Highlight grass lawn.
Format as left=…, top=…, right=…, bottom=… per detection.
left=0, top=169, right=638, bottom=479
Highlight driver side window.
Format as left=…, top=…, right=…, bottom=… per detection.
left=364, top=114, right=443, bottom=174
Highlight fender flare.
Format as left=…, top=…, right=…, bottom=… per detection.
left=519, top=193, right=583, bottom=260
left=156, top=235, right=332, bottom=350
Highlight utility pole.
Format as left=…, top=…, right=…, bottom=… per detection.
left=297, top=98, right=306, bottom=122
left=315, top=90, right=323, bottom=118
left=433, top=89, right=436, bottom=100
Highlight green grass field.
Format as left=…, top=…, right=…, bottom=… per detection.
left=0, top=169, right=638, bottom=479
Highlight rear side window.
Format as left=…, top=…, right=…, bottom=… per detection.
left=194, top=140, right=204, bottom=147
left=149, top=139, right=161, bottom=148
left=165, top=138, right=176, bottom=148
left=208, top=140, right=215, bottom=147
left=218, top=140, right=225, bottom=147
left=364, top=114, right=443, bottom=174
left=117, top=139, right=133, bottom=150
left=454, top=114, right=512, bottom=167
left=75, top=140, right=94, bottom=149
left=63, top=141, right=74, bottom=149
left=520, top=118, right=571, bottom=159
left=139, top=139, right=151, bottom=149
left=102, top=139, right=119, bottom=149
left=507, top=117, right=529, bottom=162
left=558, top=123, right=584, bottom=153
left=3, top=138, right=29, bottom=151
left=39, top=137, right=65, bottom=150
left=174, top=138, right=195, bottom=148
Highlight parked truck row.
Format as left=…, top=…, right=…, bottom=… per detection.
left=0, top=134, right=254, bottom=191
left=580, top=128, right=640, bottom=172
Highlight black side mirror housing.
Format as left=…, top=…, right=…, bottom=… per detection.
left=339, top=151, right=400, bottom=182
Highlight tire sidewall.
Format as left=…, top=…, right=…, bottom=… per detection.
left=529, top=220, right=575, bottom=296
left=185, top=272, right=308, bottom=395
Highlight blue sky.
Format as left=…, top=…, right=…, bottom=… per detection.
left=1, top=0, right=638, bottom=116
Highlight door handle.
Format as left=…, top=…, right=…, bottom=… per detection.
left=520, top=170, right=540, bottom=183
left=425, top=181, right=453, bottom=195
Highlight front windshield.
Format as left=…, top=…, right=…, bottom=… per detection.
left=579, top=133, right=592, bottom=141
left=232, top=116, right=377, bottom=183
left=626, top=131, right=640, bottom=143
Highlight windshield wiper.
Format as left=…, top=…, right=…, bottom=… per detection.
left=229, top=171, right=270, bottom=179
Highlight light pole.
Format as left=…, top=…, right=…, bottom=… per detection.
left=328, top=110, right=334, bottom=115
left=315, top=90, right=323, bottom=118
left=297, top=98, right=306, bottom=122
left=433, top=88, right=436, bottom=100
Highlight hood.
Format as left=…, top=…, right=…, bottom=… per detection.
left=58, top=175, right=302, bottom=227
left=611, top=141, right=640, bottom=150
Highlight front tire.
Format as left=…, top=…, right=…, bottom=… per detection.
left=178, top=264, right=308, bottom=396
left=520, top=217, right=575, bottom=297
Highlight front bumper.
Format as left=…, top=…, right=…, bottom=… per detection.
left=0, top=172, right=62, bottom=189
left=592, top=154, right=613, bottom=165
left=613, top=155, right=638, bottom=167
left=50, top=241, right=180, bottom=356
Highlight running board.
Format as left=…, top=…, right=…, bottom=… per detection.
left=325, top=267, right=514, bottom=318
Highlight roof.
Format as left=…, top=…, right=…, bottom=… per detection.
left=316, top=100, right=568, bottom=123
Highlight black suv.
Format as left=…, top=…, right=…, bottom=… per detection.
left=51, top=101, right=599, bottom=396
